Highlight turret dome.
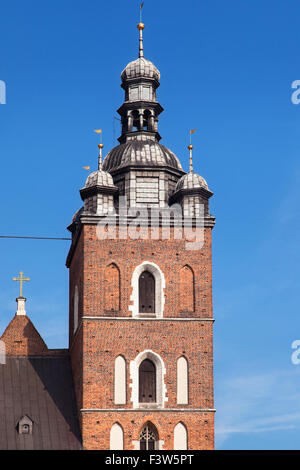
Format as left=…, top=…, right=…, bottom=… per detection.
left=175, top=171, right=208, bottom=192
left=121, top=57, right=160, bottom=82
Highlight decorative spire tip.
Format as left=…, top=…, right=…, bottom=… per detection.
left=188, top=144, right=194, bottom=173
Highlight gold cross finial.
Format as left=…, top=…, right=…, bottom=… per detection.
left=13, top=271, right=30, bottom=298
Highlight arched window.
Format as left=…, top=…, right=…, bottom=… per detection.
left=105, top=263, right=120, bottom=312
left=179, top=265, right=195, bottom=312
left=110, top=423, right=124, bottom=450
left=132, top=110, right=140, bottom=131
left=130, top=350, right=166, bottom=409
left=139, top=271, right=155, bottom=314
left=177, top=356, right=189, bottom=404
left=114, top=356, right=126, bottom=405
left=139, top=422, right=159, bottom=450
left=143, top=109, right=152, bottom=130
left=174, top=422, right=188, bottom=450
left=73, top=285, right=79, bottom=333
left=130, top=262, right=165, bottom=318
left=139, top=359, right=156, bottom=403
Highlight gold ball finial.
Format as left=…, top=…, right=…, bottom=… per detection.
left=137, top=22, right=145, bottom=30
left=98, top=144, right=104, bottom=149
left=188, top=144, right=194, bottom=150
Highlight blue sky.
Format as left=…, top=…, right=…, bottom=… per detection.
left=1, top=0, right=300, bottom=450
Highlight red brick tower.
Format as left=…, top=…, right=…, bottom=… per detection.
left=66, top=20, right=215, bottom=450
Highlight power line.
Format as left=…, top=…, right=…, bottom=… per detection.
left=0, top=236, right=71, bottom=241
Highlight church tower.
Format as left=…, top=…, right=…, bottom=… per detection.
left=66, top=19, right=215, bottom=451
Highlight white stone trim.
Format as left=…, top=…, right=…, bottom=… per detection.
left=174, top=422, right=188, bottom=450
left=129, top=350, right=167, bottom=409
left=177, top=357, right=189, bottom=405
left=110, top=423, right=124, bottom=450
left=129, top=262, right=165, bottom=318
left=114, top=355, right=126, bottom=405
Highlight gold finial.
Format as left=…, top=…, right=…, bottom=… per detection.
left=13, top=271, right=30, bottom=298
left=137, top=22, right=145, bottom=30
left=188, top=144, right=194, bottom=150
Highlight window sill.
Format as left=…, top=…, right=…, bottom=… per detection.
left=138, top=403, right=161, bottom=409
left=138, top=313, right=157, bottom=318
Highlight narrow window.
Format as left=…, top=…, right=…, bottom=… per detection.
left=139, top=271, right=155, bottom=314
left=139, top=359, right=156, bottom=403
left=139, top=423, right=158, bottom=450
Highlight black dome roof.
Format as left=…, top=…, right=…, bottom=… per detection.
left=103, top=140, right=183, bottom=173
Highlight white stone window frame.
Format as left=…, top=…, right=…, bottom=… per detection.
left=129, top=261, right=165, bottom=319
left=130, top=350, right=168, bottom=409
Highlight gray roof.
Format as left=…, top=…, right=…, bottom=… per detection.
left=0, top=356, right=82, bottom=450
left=103, top=140, right=183, bottom=172
left=121, top=57, right=160, bottom=82
left=176, top=171, right=208, bottom=191
left=84, top=169, right=116, bottom=188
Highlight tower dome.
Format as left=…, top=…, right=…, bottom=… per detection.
left=103, top=140, right=183, bottom=173
left=121, top=57, right=160, bottom=82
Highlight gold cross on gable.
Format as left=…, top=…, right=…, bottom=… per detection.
left=13, top=271, right=30, bottom=297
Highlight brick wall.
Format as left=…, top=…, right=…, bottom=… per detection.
left=68, top=222, right=214, bottom=450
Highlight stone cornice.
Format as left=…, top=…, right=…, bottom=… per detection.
left=117, top=101, right=164, bottom=116
left=82, top=316, right=215, bottom=322
left=170, top=186, right=214, bottom=204
left=80, top=185, right=118, bottom=201
left=80, top=408, right=216, bottom=413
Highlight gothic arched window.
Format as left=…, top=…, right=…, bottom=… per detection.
left=139, top=359, right=156, bottom=403
left=139, top=271, right=155, bottom=314
left=139, top=423, right=159, bottom=450
left=130, top=262, right=165, bottom=319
